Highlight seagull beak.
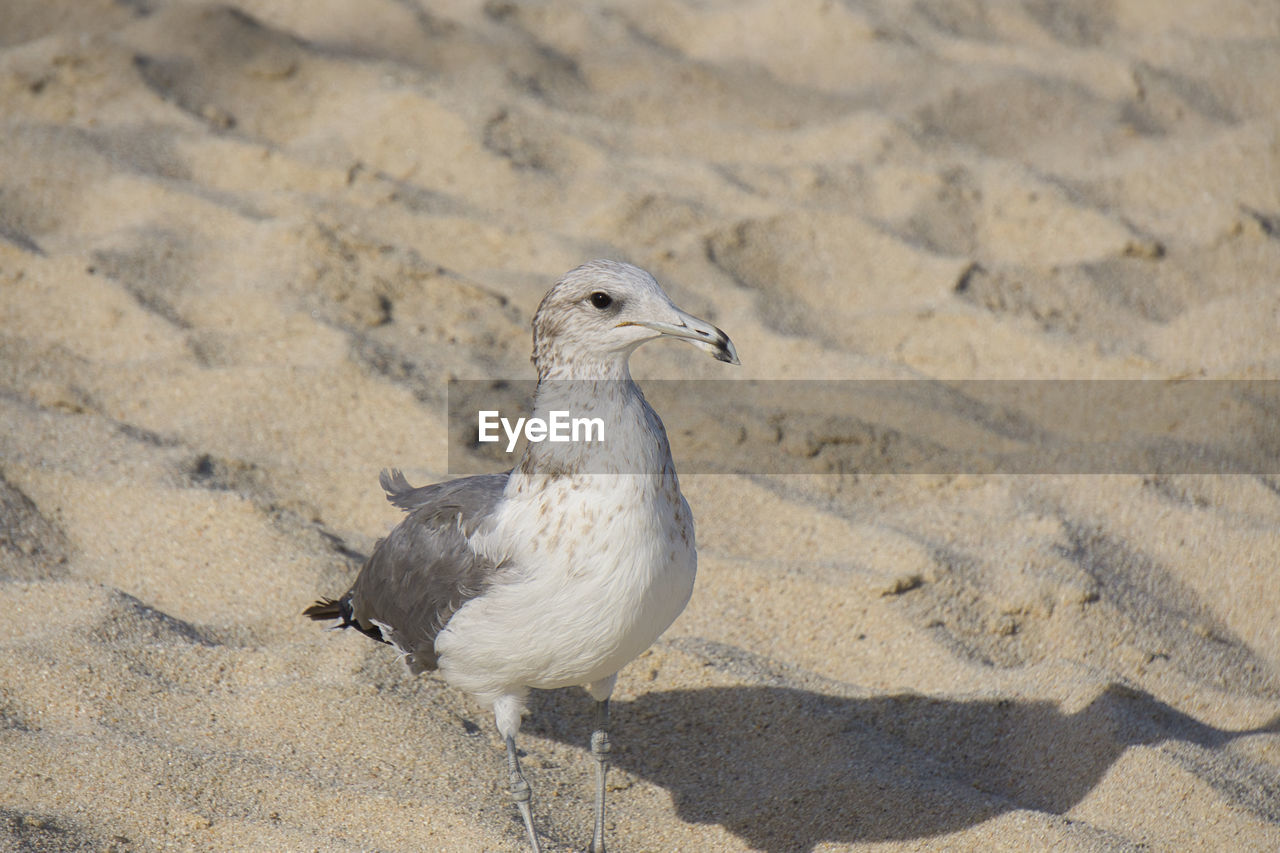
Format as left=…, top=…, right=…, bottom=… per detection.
left=628, top=307, right=740, bottom=365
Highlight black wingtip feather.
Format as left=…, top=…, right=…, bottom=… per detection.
left=303, top=597, right=343, bottom=620
left=303, top=595, right=391, bottom=646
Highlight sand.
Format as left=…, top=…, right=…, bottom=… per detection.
left=2, top=1, right=1279, bottom=850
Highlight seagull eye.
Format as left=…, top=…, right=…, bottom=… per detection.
left=589, top=292, right=613, bottom=310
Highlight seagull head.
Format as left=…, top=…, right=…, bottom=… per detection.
left=532, top=260, right=739, bottom=379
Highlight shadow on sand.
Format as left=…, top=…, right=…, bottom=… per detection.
left=528, top=681, right=1280, bottom=851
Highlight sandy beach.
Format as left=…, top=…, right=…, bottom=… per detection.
left=2, top=1, right=1279, bottom=850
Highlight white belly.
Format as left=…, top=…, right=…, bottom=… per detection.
left=434, top=473, right=697, bottom=704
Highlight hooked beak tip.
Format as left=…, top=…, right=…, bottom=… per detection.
left=715, top=338, right=741, bottom=365
left=627, top=318, right=740, bottom=366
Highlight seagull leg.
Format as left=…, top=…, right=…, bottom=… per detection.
left=590, top=699, right=611, bottom=853
left=506, top=736, right=541, bottom=853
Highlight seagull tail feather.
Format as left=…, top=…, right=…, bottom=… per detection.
left=380, top=468, right=420, bottom=510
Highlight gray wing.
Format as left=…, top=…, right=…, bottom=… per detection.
left=345, top=469, right=510, bottom=674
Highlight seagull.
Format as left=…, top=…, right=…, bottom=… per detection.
left=305, top=260, right=739, bottom=851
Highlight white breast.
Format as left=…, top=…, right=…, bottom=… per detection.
left=434, top=470, right=696, bottom=705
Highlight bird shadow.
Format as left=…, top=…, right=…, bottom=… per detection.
left=528, top=682, right=1280, bottom=851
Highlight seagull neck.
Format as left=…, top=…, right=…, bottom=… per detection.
left=534, top=354, right=634, bottom=384
left=531, top=377, right=636, bottom=417
left=519, top=356, right=668, bottom=476
left=532, top=351, right=638, bottom=423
